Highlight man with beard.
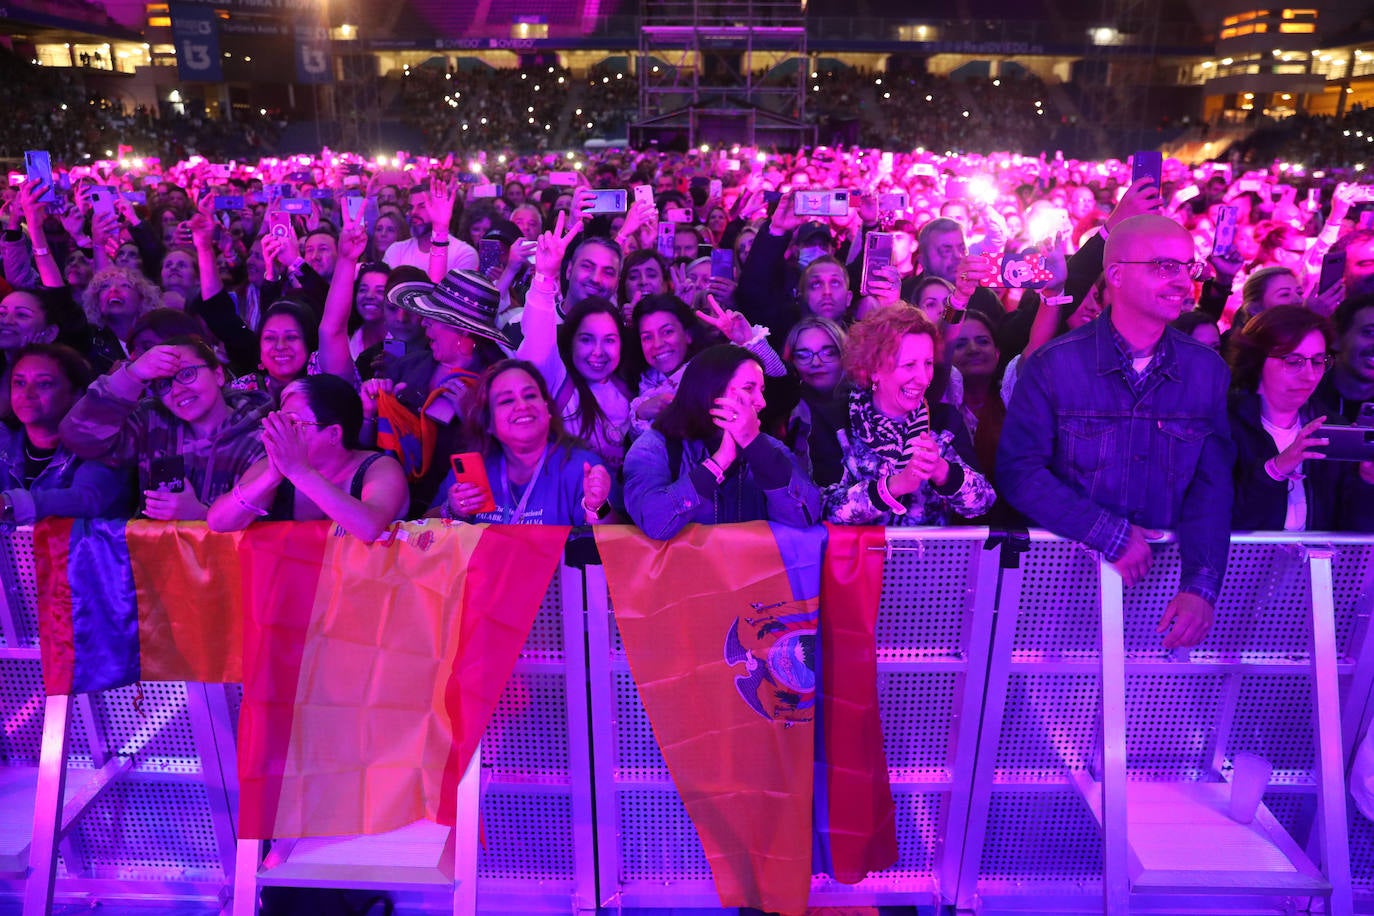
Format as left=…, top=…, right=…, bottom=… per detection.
left=382, top=181, right=478, bottom=278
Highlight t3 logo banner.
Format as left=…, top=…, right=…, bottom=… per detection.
left=169, top=3, right=224, bottom=82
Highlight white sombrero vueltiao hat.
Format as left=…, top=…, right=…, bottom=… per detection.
left=386, top=268, right=512, bottom=348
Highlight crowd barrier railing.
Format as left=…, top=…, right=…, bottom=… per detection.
left=2, top=525, right=1372, bottom=914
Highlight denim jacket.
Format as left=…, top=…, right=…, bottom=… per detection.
left=0, top=423, right=130, bottom=525
left=997, top=315, right=1234, bottom=604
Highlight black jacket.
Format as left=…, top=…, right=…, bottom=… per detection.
left=1228, top=389, right=1357, bottom=531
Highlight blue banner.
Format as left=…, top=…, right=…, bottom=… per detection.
left=169, top=3, right=223, bottom=82
left=295, top=23, right=333, bottom=84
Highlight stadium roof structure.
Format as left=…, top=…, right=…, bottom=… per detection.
left=0, top=3, right=143, bottom=45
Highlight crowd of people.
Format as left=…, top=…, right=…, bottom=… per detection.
left=2, top=139, right=1373, bottom=649
left=0, top=49, right=283, bottom=163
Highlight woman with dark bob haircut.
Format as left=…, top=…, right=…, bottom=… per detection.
left=1226, top=304, right=1358, bottom=531
left=622, top=344, right=821, bottom=540
left=209, top=373, right=408, bottom=542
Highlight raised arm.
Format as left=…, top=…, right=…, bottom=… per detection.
left=316, top=216, right=369, bottom=381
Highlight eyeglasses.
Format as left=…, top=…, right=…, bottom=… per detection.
left=150, top=364, right=211, bottom=395
left=280, top=414, right=322, bottom=429
left=1114, top=258, right=1207, bottom=280
left=792, top=345, right=840, bottom=364
left=1270, top=353, right=1333, bottom=373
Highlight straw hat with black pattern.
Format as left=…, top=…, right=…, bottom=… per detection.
left=387, top=269, right=512, bottom=348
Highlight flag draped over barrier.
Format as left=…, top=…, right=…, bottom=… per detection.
left=596, top=521, right=823, bottom=915
left=34, top=518, right=568, bottom=839
left=595, top=522, right=897, bottom=913
left=816, top=524, right=898, bottom=882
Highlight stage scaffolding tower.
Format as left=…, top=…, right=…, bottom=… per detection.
left=632, top=0, right=815, bottom=149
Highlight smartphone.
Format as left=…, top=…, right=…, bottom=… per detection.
left=457, top=173, right=482, bottom=184
left=89, top=186, right=117, bottom=218
left=343, top=194, right=365, bottom=224
left=267, top=211, right=294, bottom=240
left=122, top=190, right=148, bottom=205
left=656, top=222, right=676, bottom=260
left=860, top=232, right=893, bottom=296
left=1315, top=425, right=1374, bottom=462
left=723, top=159, right=741, bottom=172
left=478, top=238, right=503, bottom=276
left=708, top=179, right=722, bottom=200
left=549, top=171, right=578, bottom=187
left=710, top=248, right=734, bottom=279
left=382, top=335, right=406, bottom=360
left=633, top=184, right=654, bottom=207
left=450, top=453, right=496, bottom=514
left=794, top=189, right=849, bottom=218
left=214, top=194, right=245, bottom=211
left=878, top=191, right=908, bottom=213
left=309, top=188, right=334, bottom=201
left=1212, top=205, right=1239, bottom=260
left=998, top=248, right=1053, bottom=290
left=1131, top=150, right=1163, bottom=189
left=470, top=183, right=499, bottom=199
left=585, top=189, right=627, bottom=214
left=280, top=197, right=312, bottom=215
left=664, top=206, right=694, bottom=223
left=24, top=150, right=55, bottom=203
left=1359, top=402, right=1374, bottom=429
left=1318, top=251, right=1346, bottom=294
left=149, top=455, right=186, bottom=493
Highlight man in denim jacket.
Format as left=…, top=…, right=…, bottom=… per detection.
left=998, top=215, right=1234, bottom=648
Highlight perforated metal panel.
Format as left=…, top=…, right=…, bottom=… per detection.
left=971, top=535, right=1373, bottom=911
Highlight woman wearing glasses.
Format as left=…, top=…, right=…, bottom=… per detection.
left=777, top=317, right=849, bottom=487
left=208, top=374, right=408, bottom=542
left=60, top=336, right=272, bottom=520
left=1226, top=305, right=1354, bottom=531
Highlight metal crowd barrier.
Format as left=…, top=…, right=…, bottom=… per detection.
left=1, top=526, right=1372, bottom=914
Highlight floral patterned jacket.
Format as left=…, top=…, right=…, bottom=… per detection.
left=823, top=388, right=996, bottom=526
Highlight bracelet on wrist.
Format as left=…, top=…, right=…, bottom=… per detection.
left=1042, top=294, right=1073, bottom=307
left=876, top=475, right=907, bottom=515
left=702, top=457, right=726, bottom=484
left=232, top=484, right=269, bottom=518
left=430, top=237, right=450, bottom=248
left=31, top=246, right=49, bottom=258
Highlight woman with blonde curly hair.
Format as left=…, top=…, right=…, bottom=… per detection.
left=81, top=266, right=162, bottom=372
left=824, top=304, right=995, bottom=526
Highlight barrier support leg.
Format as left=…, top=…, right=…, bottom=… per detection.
left=1098, top=563, right=1130, bottom=915
left=1306, top=549, right=1353, bottom=916
left=23, top=694, right=72, bottom=916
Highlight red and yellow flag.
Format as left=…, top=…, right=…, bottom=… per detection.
left=235, top=520, right=568, bottom=839
left=596, top=522, right=824, bottom=916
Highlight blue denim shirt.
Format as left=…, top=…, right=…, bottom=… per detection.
left=997, top=315, right=1234, bottom=604
left=0, top=423, right=130, bottom=526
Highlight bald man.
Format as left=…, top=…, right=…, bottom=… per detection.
left=997, top=214, right=1234, bottom=649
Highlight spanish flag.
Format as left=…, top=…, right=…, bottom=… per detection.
left=230, top=520, right=569, bottom=839
left=595, top=522, right=825, bottom=916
